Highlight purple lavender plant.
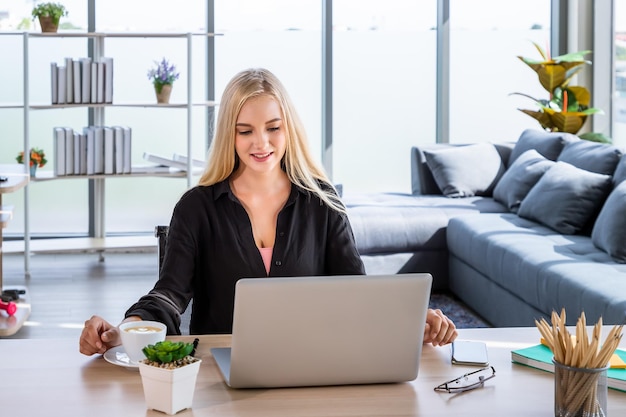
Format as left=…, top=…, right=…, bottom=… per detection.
left=147, top=58, right=180, bottom=93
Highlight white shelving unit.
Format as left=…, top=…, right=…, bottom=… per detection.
left=11, top=31, right=219, bottom=276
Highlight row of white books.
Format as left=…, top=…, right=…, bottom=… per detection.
left=51, top=57, right=113, bottom=105
left=54, top=126, right=131, bottom=176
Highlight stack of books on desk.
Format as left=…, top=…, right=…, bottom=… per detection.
left=511, top=343, right=626, bottom=391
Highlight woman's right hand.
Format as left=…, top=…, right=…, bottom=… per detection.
left=79, top=315, right=124, bottom=356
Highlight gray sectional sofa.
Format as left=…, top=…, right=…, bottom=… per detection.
left=343, top=129, right=626, bottom=327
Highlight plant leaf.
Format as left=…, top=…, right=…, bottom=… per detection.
left=579, top=132, right=612, bottom=144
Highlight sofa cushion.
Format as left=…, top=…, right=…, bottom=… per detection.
left=613, top=154, right=626, bottom=186
left=343, top=193, right=507, bottom=254
left=509, top=129, right=576, bottom=166
left=557, top=140, right=623, bottom=175
left=493, top=149, right=554, bottom=213
left=447, top=213, right=626, bottom=325
left=423, top=143, right=505, bottom=198
left=591, top=181, right=626, bottom=263
left=517, top=162, right=612, bottom=235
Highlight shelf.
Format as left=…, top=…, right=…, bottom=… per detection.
left=25, top=31, right=222, bottom=38
left=30, top=168, right=202, bottom=182
left=28, top=101, right=218, bottom=110
left=3, top=236, right=157, bottom=254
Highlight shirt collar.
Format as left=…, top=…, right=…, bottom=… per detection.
left=212, top=178, right=305, bottom=206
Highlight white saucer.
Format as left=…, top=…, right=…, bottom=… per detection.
left=103, top=346, right=139, bottom=369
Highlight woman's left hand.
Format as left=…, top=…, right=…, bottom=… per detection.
left=423, top=308, right=458, bottom=346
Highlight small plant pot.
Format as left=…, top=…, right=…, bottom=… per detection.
left=38, top=16, right=58, bottom=33
left=155, top=84, right=173, bottom=104
left=138, top=359, right=202, bottom=415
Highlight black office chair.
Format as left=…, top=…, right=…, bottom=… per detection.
left=155, top=225, right=192, bottom=335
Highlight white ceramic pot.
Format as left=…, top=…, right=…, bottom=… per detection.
left=138, top=359, right=202, bottom=415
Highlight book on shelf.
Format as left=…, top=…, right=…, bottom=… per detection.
left=53, top=127, right=66, bottom=176
left=103, top=127, right=114, bottom=175
left=73, top=131, right=81, bottom=174
left=143, top=152, right=202, bottom=172
left=96, top=61, right=105, bottom=104
left=103, top=57, right=114, bottom=104
left=131, top=165, right=186, bottom=174
left=57, top=66, right=66, bottom=104
left=72, top=59, right=82, bottom=104
left=511, top=343, right=626, bottom=392
left=143, top=152, right=188, bottom=170
left=80, top=58, right=91, bottom=104
left=113, top=126, right=124, bottom=174
left=83, top=126, right=95, bottom=175
left=93, top=126, right=105, bottom=174
left=90, top=62, right=98, bottom=104
left=121, top=126, right=132, bottom=174
left=65, top=57, right=73, bottom=104
left=78, top=131, right=88, bottom=175
left=64, top=127, right=74, bottom=175
left=50, top=63, right=58, bottom=104
left=172, top=153, right=206, bottom=169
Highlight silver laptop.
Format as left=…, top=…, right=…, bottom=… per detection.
left=211, top=273, right=432, bottom=389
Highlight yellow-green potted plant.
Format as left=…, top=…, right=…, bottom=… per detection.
left=511, top=42, right=610, bottom=143
left=147, top=58, right=180, bottom=104
left=16, top=147, right=47, bottom=177
left=31, top=2, right=68, bottom=33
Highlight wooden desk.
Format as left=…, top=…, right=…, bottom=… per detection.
left=1, top=327, right=625, bottom=416
left=0, top=165, right=30, bottom=336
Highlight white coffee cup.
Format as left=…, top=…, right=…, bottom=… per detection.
left=119, top=320, right=167, bottom=363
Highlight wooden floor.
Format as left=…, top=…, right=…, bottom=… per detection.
left=2, top=250, right=160, bottom=339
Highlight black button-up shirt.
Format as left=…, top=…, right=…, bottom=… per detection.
left=126, top=179, right=365, bottom=334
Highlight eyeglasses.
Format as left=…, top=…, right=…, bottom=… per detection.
left=434, top=366, right=496, bottom=393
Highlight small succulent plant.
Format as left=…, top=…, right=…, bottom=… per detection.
left=142, top=340, right=194, bottom=364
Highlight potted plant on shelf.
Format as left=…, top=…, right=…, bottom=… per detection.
left=138, top=340, right=201, bottom=415
left=31, top=2, right=68, bottom=33
left=16, top=148, right=47, bottom=177
left=510, top=42, right=610, bottom=143
left=147, top=58, right=180, bottom=104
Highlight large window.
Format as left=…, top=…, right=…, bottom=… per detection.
left=449, top=0, right=551, bottom=144
left=215, top=0, right=322, bottom=160
left=615, top=0, right=626, bottom=148
left=333, top=0, right=437, bottom=194
left=2, top=1, right=619, bottom=241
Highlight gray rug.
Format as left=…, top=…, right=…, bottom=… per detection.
left=429, top=292, right=491, bottom=328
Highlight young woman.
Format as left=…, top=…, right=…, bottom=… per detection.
left=79, top=68, right=456, bottom=357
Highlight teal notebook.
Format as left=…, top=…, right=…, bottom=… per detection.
left=511, top=344, right=626, bottom=392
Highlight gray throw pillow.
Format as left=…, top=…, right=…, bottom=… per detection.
left=557, top=140, right=623, bottom=175
left=509, top=129, right=577, bottom=166
left=591, top=181, right=626, bottom=263
left=517, top=162, right=612, bottom=234
left=613, top=154, right=626, bottom=187
left=423, top=143, right=506, bottom=198
left=493, top=149, right=555, bottom=213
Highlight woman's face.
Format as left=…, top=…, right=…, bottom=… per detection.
left=234, top=95, right=286, bottom=177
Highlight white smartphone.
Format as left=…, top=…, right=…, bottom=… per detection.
left=451, top=340, right=489, bottom=366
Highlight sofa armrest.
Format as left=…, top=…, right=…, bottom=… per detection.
left=410, top=142, right=515, bottom=196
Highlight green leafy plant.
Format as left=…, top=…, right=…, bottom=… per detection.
left=31, top=2, right=68, bottom=25
left=511, top=42, right=610, bottom=143
left=142, top=340, right=194, bottom=364
left=147, top=58, right=180, bottom=93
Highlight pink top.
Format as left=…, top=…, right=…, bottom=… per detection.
left=258, top=247, right=273, bottom=275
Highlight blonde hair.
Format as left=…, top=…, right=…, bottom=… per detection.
left=198, top=68, right=345, bottom=213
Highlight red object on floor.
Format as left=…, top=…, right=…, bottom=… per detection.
left=0, top=299, right=17, bottom=316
